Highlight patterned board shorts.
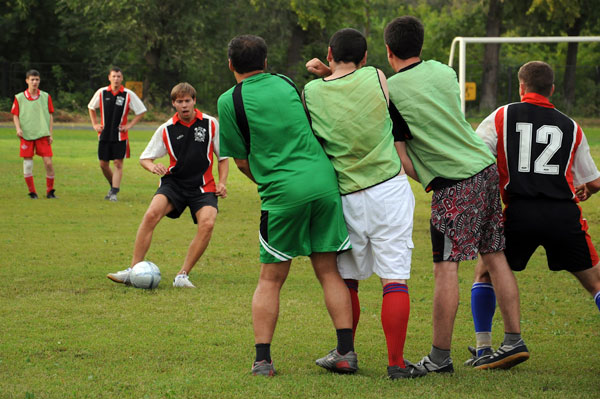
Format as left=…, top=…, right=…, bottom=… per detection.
left=430, top=164, right=505, bottom=263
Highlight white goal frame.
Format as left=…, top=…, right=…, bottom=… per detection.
left=448, top=36, right=600, bottom=114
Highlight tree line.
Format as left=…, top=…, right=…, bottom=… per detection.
left=1, top=0, right=599, bottom=117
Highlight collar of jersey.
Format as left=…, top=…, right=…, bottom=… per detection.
left=106, top=85, right=125, bottom=96
left=173, top=109, right=203, bottom=127
left=522, top=92, right=554, bottom=108
left=24, top=89, right=40, bottom=101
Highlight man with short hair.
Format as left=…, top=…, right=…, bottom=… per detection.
left=383, top=15, right=528, bottom=371
left=88, top=67, right=146, bottom=201
left=11, top=69, right=56, bottom=199
left=218, top=34, right=355, bottom=377
left=107, top=82, right=228, bottom=288
left=304, top=28, right=425, bottom=379
left=467, top=61, right=600, bottom=365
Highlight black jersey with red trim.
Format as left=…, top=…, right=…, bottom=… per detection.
left=99, top=86, right=132, bottom=142
left=160, top=110, right=218, bottom=191
left=495, top=93, right=582, bottom=204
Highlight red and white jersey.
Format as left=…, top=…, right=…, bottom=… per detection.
left=141, top=109, right=225, bottom=191
left=87, top=85, right=146, bottom=142
left=11, top=89, right=54, bottom=116
left=476, top=93, right=600, bottom=204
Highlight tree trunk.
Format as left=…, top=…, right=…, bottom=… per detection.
left=479, top=0, right=503, bottom=112
left=563, top=17, right=582, bottom=113
left=285, top=23, right=308, bottom=80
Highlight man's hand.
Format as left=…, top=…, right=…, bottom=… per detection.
left=150, top=163, right=168, bottom=176
left=306, top=58, right=332, bottom=77
left=48, top=135, right=53, bottom=145
left=16, top=128, right=23, bottom=138
left=119, top=124, right=131, bottom=132
left=575, top=184, right=591, bottom=201
left=93, top=123, right=103, bottom=133
left=215, top=182, right=227, bottom=198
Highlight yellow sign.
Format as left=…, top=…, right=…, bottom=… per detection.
left=125, top=81, right=143, bottom=99
left=465, top=82, right=476, bottom=101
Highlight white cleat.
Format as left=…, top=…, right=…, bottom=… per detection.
left=107, top=268, right=132, bottom=285
left=173, top=273, right=196, bottom=288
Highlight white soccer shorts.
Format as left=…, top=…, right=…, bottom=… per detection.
left=337, top=174, right=415, bottom=280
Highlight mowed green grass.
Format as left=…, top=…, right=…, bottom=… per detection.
left=0, top=125, right=599, bottom=399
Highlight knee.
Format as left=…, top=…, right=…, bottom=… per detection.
left=99, top=162, right=110, bottom=171
left=197, top=215, right=216, bottom=232
left=142, top=207, right=163, bottom=226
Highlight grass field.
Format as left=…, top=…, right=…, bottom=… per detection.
left=0, top=124, right=599, bottom=399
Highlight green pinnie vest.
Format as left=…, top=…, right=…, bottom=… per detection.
left=16, top=90, right=51, bottom=140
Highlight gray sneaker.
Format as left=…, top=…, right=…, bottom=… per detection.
left=107, top=268, right=132, bottom=285
left=387, top=360, right=428, bottom=379
left=251, top=360, right=275, bottom=376
left=464, top=346, right=494, bottom=366
left=473, top=340, right=529, bottom=370
left=108, top=193, right=118, bottom=202
left=415, top=355, right=454, bottom=373
left=315, top=349, right=358, bottom=374
left=104, top=189, right=113, bottom=200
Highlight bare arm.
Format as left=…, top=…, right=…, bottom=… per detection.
left=120, top=112, right=146, bottom=132
left=13, top=114, right=23, bottom=138
left=576, top=177, right=600, bottom=201
left=89, top=108, right=102, bottom=133
left=234, top=158, right=255, bottom=183
left=140, top=158, right=168, bottom=175
left=306, top=58, right=332, bottom=77
left=48, top=114, right=54, bottom=144
left=395, top=142, right=419, bottom=182
left=215, top=158, right=229, bottom=198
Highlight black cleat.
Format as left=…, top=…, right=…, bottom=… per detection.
left=46, top=189, right=57, bottom=199
left=28, top=192, right=39, bottom=199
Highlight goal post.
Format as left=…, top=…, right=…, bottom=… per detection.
left=448, top=36, right=600, bottom=114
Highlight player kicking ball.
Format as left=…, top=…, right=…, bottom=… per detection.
left=467, top=61, right=600, bottom=367
left=107, top=83, right=228, bottom=288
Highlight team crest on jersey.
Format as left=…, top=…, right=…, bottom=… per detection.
left=115, top=96, right=125, bottom=106
left=194, top=126, right=206, bottom=142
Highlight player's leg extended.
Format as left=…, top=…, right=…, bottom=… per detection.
left=131, top=194, right=173, bottom=266
left=380, top=278, right=410, bottom=369
left=179, top=206, right=217, bottom=275
left=481, top=251, right=520, bottom=334
left=252, top=260, right=291, bottom=366
left=432, top=260, right=459, bottom=353
left=23, top=157, right=37, bottom=196
left=99, top=159, right=113, bottom=185
left=572, top=264, right=600, bottom=312
left=112, top=158, right=124, bottom=190
left=42, top=156, right=55, bottom=196
left=470, top=257, right=495, bottom=357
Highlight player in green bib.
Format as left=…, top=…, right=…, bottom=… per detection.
left=11, top=69, right=56, bottom=199
left=384, top=16, right=528, bottom=372
left=217, top=34, right=355, bottom=377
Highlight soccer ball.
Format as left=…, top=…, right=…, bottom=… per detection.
left=130, top=261, right=161, bottom=289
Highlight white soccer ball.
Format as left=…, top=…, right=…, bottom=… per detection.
left=130, top=261, right=161, bottom=289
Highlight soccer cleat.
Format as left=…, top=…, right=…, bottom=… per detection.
left=28, top=192, right=38, bottom=199
left=46, top=189, right=57, bottom=199
left=387, top=360, right=428, bottom=379
left=473, top=340, right=529, bottom=370
left=107, top=268, right=132, bottom=285
left=108, top=193, right=118, bottom=202
left=104, top=188, right=113, bottom=200
left=315, top=349, right=358, bottom=374
left=173, top=273, right=196, bottom=288
left=464, top=346, right=494, bottom=366
left=251, top=360, right=276, bottom=376
left=414, top=355, right=454, bottom=373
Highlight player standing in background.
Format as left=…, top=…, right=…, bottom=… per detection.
left=107, top=83, right=228, bottom=288
left=467, top=61, right=600, bottom=366
left=304, top=28, right=425, bottom=379
left=88, top=67, right=146, bottom=201
left=218, top=35, right=355, bottom=377
left=383, top=16, right=528, bottom=371
left=11, top=69, right=57, bottom=199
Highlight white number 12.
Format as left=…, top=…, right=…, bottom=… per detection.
left=515, top=123, right=562, bottom=175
